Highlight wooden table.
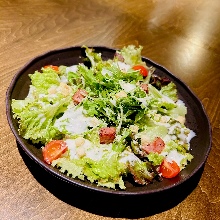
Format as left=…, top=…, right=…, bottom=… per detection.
left=1, top=0, right=219, bottom=219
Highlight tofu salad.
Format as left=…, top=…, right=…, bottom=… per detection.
left=11, top=45, right=195, bottom=189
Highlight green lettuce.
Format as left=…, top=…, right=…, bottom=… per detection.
left=147, top=84, right=184, bottom=117
left=169, top=101, right=187, bottom=118
left=83, top=45, right=103, bottom=69
left=128, top=160, right=156, bottom=185
left=29, top=68, right=60, bottom=95
left=11, top=69, right=72, bottom=143
left=147, top=152, right=164, bottom=166
left=138, top=125, right=168, bottom=142
left=160, top=82, right=178, bottom=102
left=179, top=153, right=194, bottom=169
left=112, top=128, right=131, bottom=152
left=165, top=140, right=189, bottom=154
left=11, top=96, right=70, bottom=143
left=52, top=152, right=127, bottom=189
left=119, top=45, right=145, bottom=66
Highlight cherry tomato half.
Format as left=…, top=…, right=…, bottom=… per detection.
left=44, top=65, right=59, bottom=71
left=159, top=159, right=180, bottom=178
left=132, top=65, right=148, bottom=77
left=42, top=140, right=68, bottom=164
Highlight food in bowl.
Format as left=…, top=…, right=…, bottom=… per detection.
left=11, top=45, right=195, bottom=189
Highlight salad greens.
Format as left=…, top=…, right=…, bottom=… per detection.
left=11, top=45, right=195, bottom=189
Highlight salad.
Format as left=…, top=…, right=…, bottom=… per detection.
left=11, top=45, right=195, bottom=189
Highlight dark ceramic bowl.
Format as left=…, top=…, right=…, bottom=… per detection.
left=6, top=46, right=212, bottom=197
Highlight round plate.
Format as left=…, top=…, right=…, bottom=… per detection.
left=6, top=46, right=212, bottom=196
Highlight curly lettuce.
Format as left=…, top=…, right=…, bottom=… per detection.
left=52, top=151, right=127, bottom=189
left=11, top=68, right=72, bottom=143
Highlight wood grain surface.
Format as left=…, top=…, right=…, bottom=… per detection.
left=1, top=0, right=220, bottom=219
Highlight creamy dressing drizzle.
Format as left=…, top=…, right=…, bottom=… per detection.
left=54, top=106, right=100, bottom=135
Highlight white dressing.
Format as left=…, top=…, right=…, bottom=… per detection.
left=54, top=106, right=101, bottom=135
left=66, top=65, right=78, bottom=73
left=119, top=80, right=136, bottom=93
left=116, top=61, right=131, bottom=72
left=166, top=150, right=185, bottom=167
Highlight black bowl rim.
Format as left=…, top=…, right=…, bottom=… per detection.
left=6, top=45, right=212, bottom=196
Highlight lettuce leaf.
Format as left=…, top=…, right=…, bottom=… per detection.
left=179, top=153, right=194, bottom=169
left=11, top=96, right=70, bottom=143
left=112, top=128, right=131, bottom=152
left=83, top=45, right=103, bottom=69
left=147, top=152, right=164, bottom=166
left=11, top=69, right=72, bottom=144
left=128, top=160, right=156, bottom=185
left=119, top=45, right=145, bottom=66
left=138, top=125, right=168, bottom=142
left=29, top=68, right=60, bottom=95
left=52, top=152, right=127, bottom=189
left=169, top=101, right=187, bottom=118
left=51, top=157, right=85, bottom=180
left=160, top=82, right=178, bottom=102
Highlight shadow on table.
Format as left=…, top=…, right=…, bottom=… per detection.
left=17, top=142, right=203, bottom=219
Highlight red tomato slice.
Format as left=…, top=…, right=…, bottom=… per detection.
left=159, top=159, right=180, bottom=178
left=42, top=140, right=68, bottom=164
left=132, top=65, right=148, bottom=77
left=44, top=65, right=59, bottom=71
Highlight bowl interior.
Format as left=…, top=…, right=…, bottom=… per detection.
left=6, top=46, right=212, bottom=196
